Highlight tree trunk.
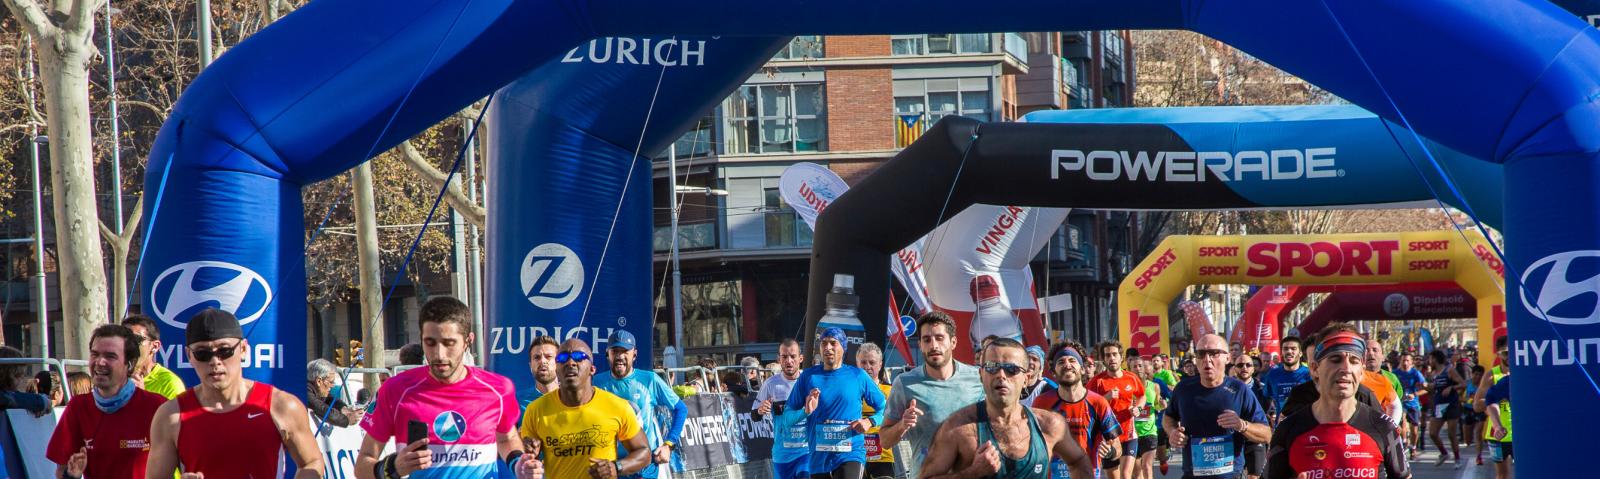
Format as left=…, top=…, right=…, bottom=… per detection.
left=352, top=162, right=385, bottom=390
left=38, top=37, right=106, bottom=360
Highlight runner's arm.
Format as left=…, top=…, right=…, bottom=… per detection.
left=1040, top=410, right=1093, bottom=479
left=863, top=372, right=887, bottom=426
left=273, top=390, right=327, bottom=478
left=1262, top=422, right=1296, bottom=479
left=1471, top=373, right=1495, bottom=413
left=616, top=431, right=652, bottom=475
left=653, top=374, right=687, bottom=445
left=918, top=413, right=972, bottom=479
left=354, top=435, right=389, bottom=479
left=145, top=400, right=182, bottom=479
left=877, top=379, right=910, bottom=449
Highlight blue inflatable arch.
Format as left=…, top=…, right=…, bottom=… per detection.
left=143, top=0, right=1600, bottom=473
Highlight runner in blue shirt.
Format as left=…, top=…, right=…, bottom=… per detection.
left=1260, top=335, right=1311, bottom=421
left=594, top=330, right=687, bottom=479
left=756, top=338, right=810, bottom=479
left=786, top=328, right=886, bottom=479
left=1164, top=334, right=1271, bottom=479
left=1394, top=353, right=1427, bottom=451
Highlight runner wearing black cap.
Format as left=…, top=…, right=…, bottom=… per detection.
left=146, top=308, right=326, bottom=478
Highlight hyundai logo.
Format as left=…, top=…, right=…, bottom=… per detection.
left=1520, top=250, right=1600, bottom=325
left=150, top=261, right=274, bottom=329
left=521, top=243, right=584, bottom=310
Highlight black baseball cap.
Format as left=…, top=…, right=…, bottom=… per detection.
left=186, top=308, right=244, bottom=345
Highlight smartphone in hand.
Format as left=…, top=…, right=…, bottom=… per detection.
left=408, top=419, right=429, bottom=446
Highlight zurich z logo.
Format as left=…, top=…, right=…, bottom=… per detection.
left=1520, top=250, right=1600, bottom=325
left=521, top=243, right=584, bottom=310
left=150, top=261, right=273, bottom=329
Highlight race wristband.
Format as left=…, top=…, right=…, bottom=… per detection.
left=505, top=450, right=524, bottom=468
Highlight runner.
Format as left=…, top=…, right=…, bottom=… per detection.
left=1019, top=346, right=1057, bottom=407
left=918, top=337, right=1094, bottom=479
left=1462, top=364, right=1485, bottom=465
left=520, top=337, right=648, bottom=479
left=146, top=309, right=325, bottom=478
left=1150, top=353, right=1179, bottom=475
left=47, top=324, right=166, bottom=479
left=1035, top=341, right=1121, bottom=478
left=593, top=330, right=687, bottom=479
left=853, top=343, right=896, bottom=479
left=1361, top=338, right=1403, bottom=429
left=1260, top=334, right=1310, bottom=422
left=880, top=312, right=984, bottom=479
left=1132, top=355, right=1165, bottom=479
left=519, top=335, right=561, bottom=410
left=1424, top=349, right=1464, bottom=465
left=1087, top=341, right=1144, bottom=479
left=1473, top=337, right=1512, bottom=479
left=753, top=338, right=809, bottom=479
left=355, top=297, right=540, bottom=479
left=1393, top=353, right=1426, bottom=454
left=783, top=327, right=884, bottom=479
left=1265, top=327, right=1410, bottom=479
left=1229, top=356, right=1268, bottom=479
left=1163, top=334, right=1271, bottom=479
left=121, top=315, right=185, bottom=399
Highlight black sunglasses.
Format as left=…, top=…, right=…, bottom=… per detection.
left=981, top=361, right=1027, bottom=377
left=556, top=351, right=592, bottom=364
left=190, top=342, right=242, bottom=363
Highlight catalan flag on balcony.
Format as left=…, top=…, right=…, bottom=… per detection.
left=895, top=114, right=925, bottom=148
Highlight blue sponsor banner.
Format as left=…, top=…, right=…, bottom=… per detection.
left=482, top=37, right=787, bottom=381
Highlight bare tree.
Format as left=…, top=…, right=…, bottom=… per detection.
left=3, top=0, right=112, bottom=358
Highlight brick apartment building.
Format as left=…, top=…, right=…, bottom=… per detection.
left=653, top=32, right=1150, bottom=365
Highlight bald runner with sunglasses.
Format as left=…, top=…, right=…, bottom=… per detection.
left=521, top=338, right=650, bottom=479
left=146, top=309, right=326, bottom=479
left=920, top=337, right=1094, bottom=479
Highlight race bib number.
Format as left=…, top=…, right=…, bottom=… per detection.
left=1434, top=403, right=1449, bottom=419
left=1191, top=435, right=1235, bottom=476
left=782, top=417, right=809, bottom=449
left=816, top=421, right=853, bottom=453
left=865, top=433, right=881, bottom=459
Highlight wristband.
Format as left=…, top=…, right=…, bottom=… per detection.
left=371, top=456, right=386, bottom=479
left=385, top=454, right=402, bottom=479
left=505, top=450, right=525, bottom=468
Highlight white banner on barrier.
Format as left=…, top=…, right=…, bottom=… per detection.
left=9, top=407, right=65, bottom=479
left=313, top=410, right=391, bottom=479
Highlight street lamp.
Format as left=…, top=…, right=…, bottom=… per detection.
left=666, top=145, right=728, bottom=371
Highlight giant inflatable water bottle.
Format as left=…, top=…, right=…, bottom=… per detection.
left=817, top=274, right=866, bottom=361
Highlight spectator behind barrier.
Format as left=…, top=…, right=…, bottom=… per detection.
left=722, top=370, right=749, bottom=397
left=67, top=372, right=91, bottom=397
left=0, top=345, right=51, bottom=416
left=307, top=358, right=363, bottom=428
left=397, top=342, right=424, bottom=366
left=35, top=370, right=65, bottom=407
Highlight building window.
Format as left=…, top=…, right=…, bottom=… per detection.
left=893, top=78, right=992, bottom=146
left=721, top=83, right=826, bottom=154
left=1102, top=31, right=1124, bottom=63
left=656, top=115, right=716, bottom=160
left=763, top=187, right=812, bottom=247
left=384, top=300, right=408, bottom=347
left=891, top=34, right=993, bottom=56
left=772, top=36, right=824, bottom=60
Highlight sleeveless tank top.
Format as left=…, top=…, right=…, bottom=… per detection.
left=974, top=406, right=1050, bottom=478
left=178, top=382, right=286, bottom=478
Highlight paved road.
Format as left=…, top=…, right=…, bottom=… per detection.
left=1145, top=445, right=1497, bottom=478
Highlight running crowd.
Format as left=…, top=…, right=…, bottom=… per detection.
left=33, top=295, right=1513, bottom=479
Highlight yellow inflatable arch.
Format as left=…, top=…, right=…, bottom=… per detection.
left=1118, top=231, right=1505, bottom=366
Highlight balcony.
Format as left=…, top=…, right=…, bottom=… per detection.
left=887, top=33, right=1029, bottom=74
left=653, top=221, right=719, bottom=253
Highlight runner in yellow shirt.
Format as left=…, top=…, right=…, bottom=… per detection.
left=855, top=343, right=896, bottom=479
left=123, top=315, right=186, bottom=399
left=521, top=338, right=650, bottom=479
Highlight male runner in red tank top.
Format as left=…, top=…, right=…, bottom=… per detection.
left=145, top=309, right=325, bottom=479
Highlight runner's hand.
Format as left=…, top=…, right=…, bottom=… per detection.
left=588, top=458, right=618, bottom=479
left=343, top=407, right=365, bottom=425
left=518, top=457, right=544, bottom=479
left=757, top=399, right=772, bottom=416
left=967, top=441, right=1001, bottom=476
left=66, top=447, right=87, bottom=477
left=1098, top=440, right=1116, bottom=459
left=902, top=399, right=923, bottom=430
left=804, top=389, right=821, bottom=415
left=850, top=418, right=873, bottom=433
left=1168, top=424, right=1187, bottom=448
left=652, top=445, right=672, bottom=464
left=1217, top=409, right=1245, bottom=432
left=1489, top=423, right=1507, bottom=441
left=396, top=438, right=432, bottom=475
left=1107, top=388, right=1119, bottom=400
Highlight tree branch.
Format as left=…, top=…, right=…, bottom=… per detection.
left=120, top=99, right=169, bottom=122
left=1, top=0, right=61, bottom=40
left=394, top=140, right=486, bottom=228
left=65, top=0, right=106, bottom=38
